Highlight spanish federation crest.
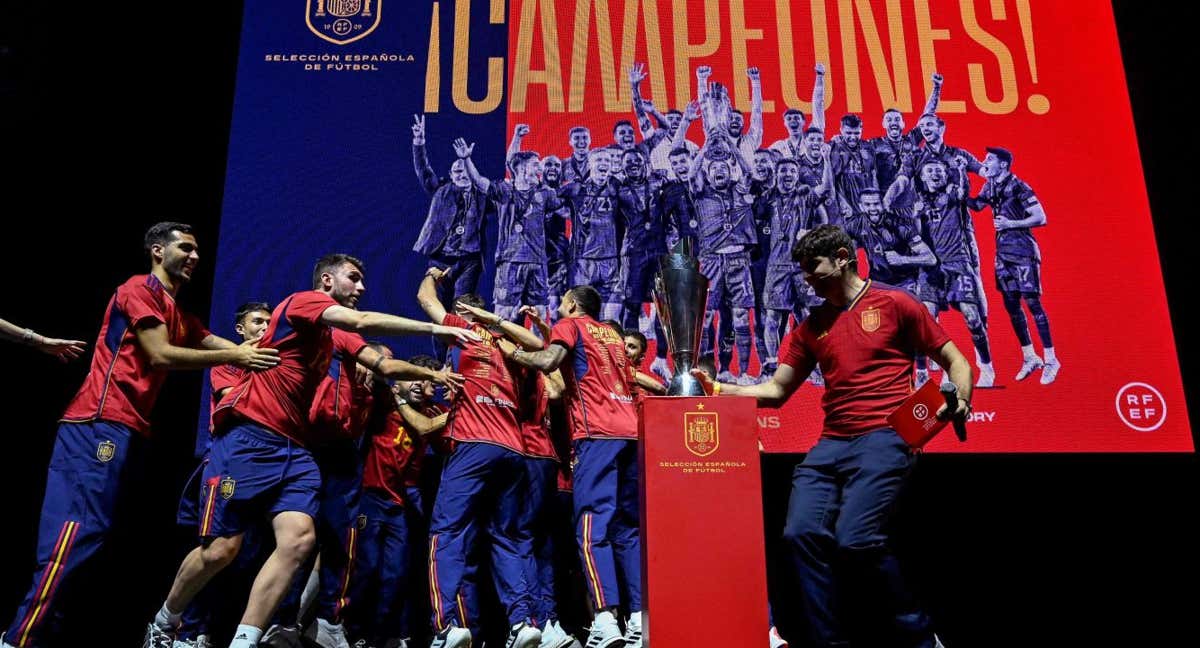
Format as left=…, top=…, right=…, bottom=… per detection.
left=219, top=477, right=237, bottom=500
left=307, top=0, right=382, bottom=46
left=684, top=411, right=720, bottom=457
left=96, top=440, right=116, bottom=463
left=861, top=307, right=881, bottom=333
left=357, top=514, right=368, bottom=530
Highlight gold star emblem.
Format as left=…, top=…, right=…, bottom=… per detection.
left=696, top=402, right=706, bottom=410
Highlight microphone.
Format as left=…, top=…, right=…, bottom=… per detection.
left=940, top=383, right=967, bottom=442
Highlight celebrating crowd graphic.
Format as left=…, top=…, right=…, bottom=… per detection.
left=414, top=61, right=1060, bottom=392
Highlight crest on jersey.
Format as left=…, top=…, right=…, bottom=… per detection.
left=220, top=477, right=237, bottom=500
left=306, top=0, right=382, bottom=45
left=684, top=411, right=720, bottom=457
left=357, top=514, right=368, bottom=530
left=96, top=440, right=116, bottom=463
left=861, top=308, right=881, bottom=332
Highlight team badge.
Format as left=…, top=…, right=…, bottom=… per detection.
left=491, top=384, right=500, bottom=396
left=219, top=477, right=237, bottom=500
left=861, top=307, right=881, bottom=332
left=306, top=0, right=382, bottom=46
left=684, top=410, right=720, bottom=457
left=96, top=440, right=116, bottom=463
left=357, top=514, right=368, bottom=530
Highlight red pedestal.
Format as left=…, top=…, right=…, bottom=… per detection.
left=638, top=396, right=768, bottom=646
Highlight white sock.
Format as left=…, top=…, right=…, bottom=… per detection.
left=155, top=603, right=182, bottom=629
left=979, top=361, right=994, bottom=371
left=1021, top=344, right=1038, bottom=361
left=1044, top=347, right=1057, bottom=363
left=594, top=610, right=617, bottom=626
left=229, top=624, right=262, bottom=648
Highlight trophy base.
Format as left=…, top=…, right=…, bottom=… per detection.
left=667, top=373, right=708, bottom=397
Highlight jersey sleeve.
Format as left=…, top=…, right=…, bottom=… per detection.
left=549, top=317, right=580, bottom=351
left=181, top=311, right=212, bottom=348
left=332, top=328, right=368, bottom=360
left=286, top=291, right=339, bottom=329
left=116, top=282, right=167, bottom=330
left=778, top=325, right=817, bottom=376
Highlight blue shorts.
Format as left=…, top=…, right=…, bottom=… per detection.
left=919, top=264, right=985, bottom=308
left=764, top=264, right=819, bottom=311
left=548, top=259, right=571, bottom=298
left=494, top=261, right=549, bottom=308
left=199, top=421, right=321, bottom=538
left=995, top=256, right=1041, bottom=295
left=701, top=251, right=755, bottom=310
left=573, top=257, right=621, bottom=302
left=177, top=456, right=209, bottom=528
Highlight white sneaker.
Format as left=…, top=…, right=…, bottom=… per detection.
left=583, top=612, right=623, bottom=648
left=430, top=626, right=472, bottom=648
left=933, top=633, right=946, bottom=648
left=649, top=357, right=672, bottom=382
left=1039, top=358, right=1061, bottom=385
left=505, top=621, right=541, bottom=648
left=768, top=625, right=789, bottom=648
left=144, top=623, right=177, bottom=648
left=174, top=637, right=213, bottom=648
left=262, top=625, right=304, bottom=648
left=539, top=620, right=574, bottom=648
left=1, top=632, right=19, bottom=648
left=313, top=618, right=351, bottom=648
left=915, top=369, right=930, bottom=388
left=716, top=370, right=736, bottom=384
left=975, top=364, right=995, bottom=388
left=1014, top=357, right=1044, bottom=381
left=623, top=611, right=643, bottom=647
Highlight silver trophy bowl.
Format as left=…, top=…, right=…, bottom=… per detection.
left=653, top=239, right=710, bottom=396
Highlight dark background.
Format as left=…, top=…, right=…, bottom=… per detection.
left=0, top=2, right=1195, bottom=646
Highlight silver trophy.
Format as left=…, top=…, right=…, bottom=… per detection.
left=699, top=81, right=733, bottom=160
left=653, top=239, right=711, bottom=396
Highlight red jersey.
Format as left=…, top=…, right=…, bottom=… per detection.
left=210, top=364, right=244, bottom=409
left=362, top=403, right=443, bottom=506
left=780, top=281, right=951, bottom=439
left=442, top=313, right=524, bottom=452
left=549, top=316, right=638, bottom=441
left=214, top=290, right=338, bottom=443
left=519, top=369, right=558, bottom=461
left=62, top=274, right=209, bottom=437
left=307, top=328, right=369, bottom=444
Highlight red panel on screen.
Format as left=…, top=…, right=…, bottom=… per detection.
left=505, top=0, right=1192, bottom=452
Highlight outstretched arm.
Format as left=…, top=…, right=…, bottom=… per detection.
left=692, top=360, right=810, bottom=408
left=412, top=114, right=441, bottom=194
left=810, top=63, right=827, bottom=132
left=630, top=63, right=656, bottom=138
left=135, top=325, right=279, bottom=371
left=507, top=124, right=529, bottom=165
left=456, top=303, right=545, bottom=351
left=500, top=337, right=569, bottom=373
left=416, top=268, right=450, bottom=324
left=454, top=138, right=491, bottom=193
left=320, top=305, right=480, bottom=346
left=745, top=66, right=764, bottom=151
left=923, top=72, right=944, bottom=116
left=0, top=317, right=87, bottom=362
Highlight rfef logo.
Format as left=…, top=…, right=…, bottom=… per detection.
left=1115, top=382, right=1167, bottom=432
left=307, top=0, right=382, bottom=45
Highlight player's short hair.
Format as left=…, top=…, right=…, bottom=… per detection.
left=510, top=151, right=540, bottom=172
left=666, top=109, right=683, bottom=117
left=454, top=293, right=485, bottom=310
left=234, top=301, right=271, bottom=327
left=567, top=285, right=602, bottom=319
left=783, top=108, right=805, bottom=118
left=883, top=107, right=903, bottom=117
left=803, top=127, right=824, bottom=137
left=542, top=154, right=562, bottom=163
left=793, top=224, right=857, bottom=268
left=621, top=148, right=648, bottom=163
left=730, top=109, right=745, bottom=118
left=589, top=149, right=610, bottom=162
left=144, top=222, right=194, bottom=258
left=407, top=353, right=441, bottom=370
left=624, top=331, right=648, bottom=353
left=669, top=147, right=691, bottom=158
left=569, top=126, right=590, bottom=136
left=857, top=188, right=883, bottom=203
left=776, top=158, right=800, bottom=171
left=840, top=114, right=863, bottom=128
left=695, top=355, right=717, bottom=379
left=613, top=120, right=634, bottom=134
left=312, top=253, right=365, bottom=289
left=986, top=146, right=1013, bottom=167
left=918, top=113, right=944, bottom=127
left=603, top=320, right=625, bottom=336
left=919, top=159, right=949, bottom=173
